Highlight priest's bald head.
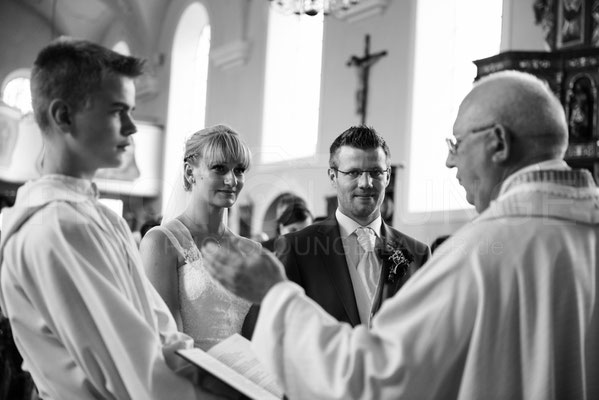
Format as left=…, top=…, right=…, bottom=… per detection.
left=446, top=70, right=568, bottom=213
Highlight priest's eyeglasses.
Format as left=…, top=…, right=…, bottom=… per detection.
left=446, top=123, right=496, bottom=155
left=332, top=168, right=389, bottom=180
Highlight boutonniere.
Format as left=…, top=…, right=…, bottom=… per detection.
left=377, top=242, right=414, bottom=283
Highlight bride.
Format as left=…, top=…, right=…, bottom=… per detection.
left=140, top=124, right=260, bottom=350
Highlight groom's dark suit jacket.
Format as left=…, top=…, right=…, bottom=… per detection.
left=242, top=215, right=431, bottom=337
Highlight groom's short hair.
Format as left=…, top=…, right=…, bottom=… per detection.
left=329, top=125, right=391, bottom=168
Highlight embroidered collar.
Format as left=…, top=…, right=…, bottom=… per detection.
left=500, top=168, right=596, bottom=195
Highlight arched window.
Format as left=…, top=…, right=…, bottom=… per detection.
left=261, top=10, right=324, bottom=163
left=2, top=69, right=32, bottom=115
left=161, top=2, right=210, bottom=214
left=407, top=0, right=503, bottom=215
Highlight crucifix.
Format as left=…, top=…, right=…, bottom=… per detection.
left=347, top=34, right=388, bottom=124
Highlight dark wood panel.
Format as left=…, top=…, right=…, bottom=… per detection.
left=474, top=48, right=599, bottom=175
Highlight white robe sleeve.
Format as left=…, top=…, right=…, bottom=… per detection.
left=252, top=254, right=480, bottom=400
left=1, top=209, right=212, bottom=399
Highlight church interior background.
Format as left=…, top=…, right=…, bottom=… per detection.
left=0, top=0, right=580, bottom=246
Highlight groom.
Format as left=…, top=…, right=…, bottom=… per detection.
left=245, top=126, right=429, bottom=336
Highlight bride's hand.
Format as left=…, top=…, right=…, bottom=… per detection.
left=202, top=240, right=287, bottom=304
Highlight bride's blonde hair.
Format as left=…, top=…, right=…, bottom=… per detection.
left=182, top=124, right=252, bottom=191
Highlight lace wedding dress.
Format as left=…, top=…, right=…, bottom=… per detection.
left=152, top=219, right=251, bottom=350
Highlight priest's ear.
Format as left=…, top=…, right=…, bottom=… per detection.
left=488, top=124, right=511, bottom=164
left=48, top=99, right=72, bottom=133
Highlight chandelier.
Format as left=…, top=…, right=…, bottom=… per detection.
left=269, top=0, right=361, bottom=17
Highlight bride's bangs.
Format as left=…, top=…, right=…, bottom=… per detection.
left=203, top=133, right=251, bottom=169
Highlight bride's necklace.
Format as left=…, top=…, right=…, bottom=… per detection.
left=208, top=227, right=227, bottom=247
left=181, top=214, right=227, bottom=247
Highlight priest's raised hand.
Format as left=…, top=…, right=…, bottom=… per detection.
left=202, top=240, right=287, bottom=304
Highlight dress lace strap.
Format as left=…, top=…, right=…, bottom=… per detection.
left=150, top=224, right=188, bottom=259
left=155, top=219, right=202, bottom=264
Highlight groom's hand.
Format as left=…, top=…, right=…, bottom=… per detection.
left=202, top=241, right=287, bottom=304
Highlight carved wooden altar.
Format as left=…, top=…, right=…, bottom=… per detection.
left=473, top=48, right=599, bottom=176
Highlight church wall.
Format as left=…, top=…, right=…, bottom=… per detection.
left=204, top=0, right=268, bottom=151
left=318, top=0, right=416, bottom=157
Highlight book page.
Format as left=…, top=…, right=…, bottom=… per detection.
left=176, top=347, right=281, bottom=400
left=208, top=334, right=284, bottom=399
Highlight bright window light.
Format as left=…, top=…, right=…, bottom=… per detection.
left=408, top=0, right=503, bottom=213
left=2, top=72, right=32, bottom=115
left=262, top=11, right=323, bottom=163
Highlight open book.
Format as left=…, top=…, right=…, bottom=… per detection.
left=177, top=333, right=284, bottom=400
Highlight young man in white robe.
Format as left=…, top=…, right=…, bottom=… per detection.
left=203, top=70, right=599, bottom=399
left=0, top=38, right=228, bottom=399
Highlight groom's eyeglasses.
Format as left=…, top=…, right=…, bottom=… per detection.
left=332, top=168, right=389, bottom=180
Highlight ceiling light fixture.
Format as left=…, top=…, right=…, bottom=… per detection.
left=269, top=0, right=361, bottom=17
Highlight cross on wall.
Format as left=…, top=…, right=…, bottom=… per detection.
left=347, top=34, right=388, bottom=125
